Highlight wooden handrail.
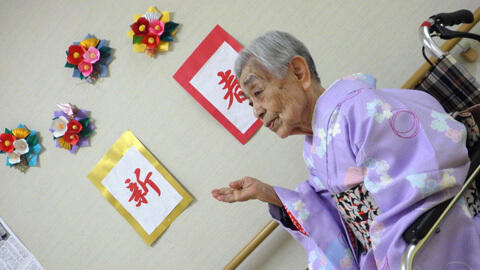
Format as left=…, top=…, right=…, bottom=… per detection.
left=402, top=6, right=480, bottom=89
left=223, top=220, right=279, bottom=270
left=225, top=6, right=480, bottom=269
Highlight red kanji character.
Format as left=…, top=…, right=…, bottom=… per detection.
left=217, top=69, right=247, bottom=110
left=125, top=168, right=161, bottom=207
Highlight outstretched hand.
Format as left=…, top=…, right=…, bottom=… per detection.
left=211, top=177, right=282, bottom=206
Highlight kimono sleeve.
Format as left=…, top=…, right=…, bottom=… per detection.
left=269, top=179, right=357, bottom=269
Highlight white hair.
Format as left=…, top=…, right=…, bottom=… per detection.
left=234, top=31, right=320, bottom=83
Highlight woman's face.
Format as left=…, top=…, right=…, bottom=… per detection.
left=239, top=59, right=311, bottom=138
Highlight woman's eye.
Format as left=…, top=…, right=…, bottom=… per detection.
left=254, top=90, right=262, bottom=97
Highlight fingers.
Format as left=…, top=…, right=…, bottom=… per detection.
left=211, top=188, right=240, bottom=203
left=229, top=177, right=256, bottom=189
left=228, top=178, right=246, bottom=189
left=212, top=177, right=259, bottom=203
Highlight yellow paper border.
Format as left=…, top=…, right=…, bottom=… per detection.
left=87, top=130, right=193, bottom=246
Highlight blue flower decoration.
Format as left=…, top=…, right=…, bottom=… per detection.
left=313, top=176, right=325, bottom=189
left=407, top=173, right=426, bottom=188
left=421, top=179, right=442, bottom=196
left=309, top=250, right=320, bottom=262
left=298, top=209, right=310, bottom=220
left=363, top=158, right=377, bottom=169
left=365, top=178, right=381, bottom=193
left=1, top=124, right=41, bottom=173
left=431, top=110, right=447, bottom=120
left=431, top=119, right=449, bottom=132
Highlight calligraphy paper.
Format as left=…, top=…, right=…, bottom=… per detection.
left=87, top=130, right=192, bottom=245
left=173, top=25, right=262, bottom=144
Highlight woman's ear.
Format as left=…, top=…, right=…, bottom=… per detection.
left=289, top=56, right=311, bottom=91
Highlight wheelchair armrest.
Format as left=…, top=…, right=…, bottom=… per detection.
left=402, top=199, right=451, bottom=244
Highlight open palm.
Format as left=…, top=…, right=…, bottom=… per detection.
left=212, top=177, right=281, bottom=206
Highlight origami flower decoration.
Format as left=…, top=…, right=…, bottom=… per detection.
left=65, top=34, right=113, bottom=84
left=49, top=103, right=95, bottom=154
left=0, top=124, right=41, bottom=173
left=127, top=6, right=179, bottom=57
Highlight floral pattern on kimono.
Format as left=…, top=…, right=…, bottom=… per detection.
left=269, top=74, right=480, bottom=269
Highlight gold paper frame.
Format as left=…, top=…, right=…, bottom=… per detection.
left=88, top=130, right=192, bottom=245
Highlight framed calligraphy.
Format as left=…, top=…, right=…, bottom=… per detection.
left=88, top=130, right=192, bottom=245
left=173, top=25, right=262, bottom=144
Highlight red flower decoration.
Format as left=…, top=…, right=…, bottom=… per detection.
left=67, top=45, right=87, bottom=66
left=131, top=17, right=149, bottom=36
left=63, top=131, right=79, bottom=145
left=142, top=33, right=160, bottom=49
left=0, top=133, right=16, bottom=153
left=67, top=120, right=83, bottom=134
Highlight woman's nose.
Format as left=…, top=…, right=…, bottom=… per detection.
left=253, top=102, right=266, bottom=119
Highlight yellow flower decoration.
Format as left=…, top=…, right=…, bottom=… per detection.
left=80, top=38, right=100, bottom=49
left=11, top=128, right=30, bottom=139
left=57, top=137, right=72, bottom=150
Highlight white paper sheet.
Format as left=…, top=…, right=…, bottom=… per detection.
left=101, top=146, right=182, bottom=235
left=0, top=217, right=44, bottom=270
left=190, top=41, right=258, bottom=133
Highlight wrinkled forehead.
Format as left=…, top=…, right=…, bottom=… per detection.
left=239, top=59, right=272, bottom=92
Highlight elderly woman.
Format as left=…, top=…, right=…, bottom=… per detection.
left=211, top=31, right=480, bottom=269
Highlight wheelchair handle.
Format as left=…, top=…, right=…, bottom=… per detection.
left=419, top=19, right=444, bottom=59
left=420, top=9, right=479, bottom=60
left=433, top=9, right=474, bottom=27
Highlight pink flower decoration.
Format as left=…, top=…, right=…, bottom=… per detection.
left=78, top=61, right=93, bottom=77
left=340, top=257, right=353, bottom=268
left=149, top=19, right=165, bottom=36
left=320, top=255, right=327, bottom=267
left=446, top=128, right=462, bottom=142
left=83, top=47, right=100, bottom=64
left=371, top=221, right=385, bottom=233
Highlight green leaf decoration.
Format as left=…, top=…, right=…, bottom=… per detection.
left=133, top=35, right=143, bottom=44
left=26, top=134, right=38, bottom=146
left=65, top=62, right=75, bottom=68
left=5, top=128, right=12, bottom=135
left=80, top=128, right=93, bottom=138
left=79, top=118, right=90, bottom=129
left=80, top=73, right=85, bottom=80
left=160, top=32, right=174, bottom=42
left=99, top=47, right=111, bottom=56
left=164, top=21, right=179, bottom=33
left=79, top=118, right=93, bottom=138
left=65, top=51, right=69, bottom=56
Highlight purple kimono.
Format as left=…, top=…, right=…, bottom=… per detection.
left=269, top=74, right=480, bottom=269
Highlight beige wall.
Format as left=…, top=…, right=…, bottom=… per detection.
left=0, top=1, right=478, bottom=269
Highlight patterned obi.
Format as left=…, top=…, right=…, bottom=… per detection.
left=331, top=183, right=381, bottom=251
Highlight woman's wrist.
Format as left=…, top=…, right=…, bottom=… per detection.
left=258, top=184, right=282, bottom=207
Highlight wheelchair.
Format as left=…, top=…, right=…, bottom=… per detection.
left=400, top=9, right=480, bottom=270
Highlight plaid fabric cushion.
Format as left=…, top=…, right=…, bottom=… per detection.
left=415, top=53, right=480, bottom=113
